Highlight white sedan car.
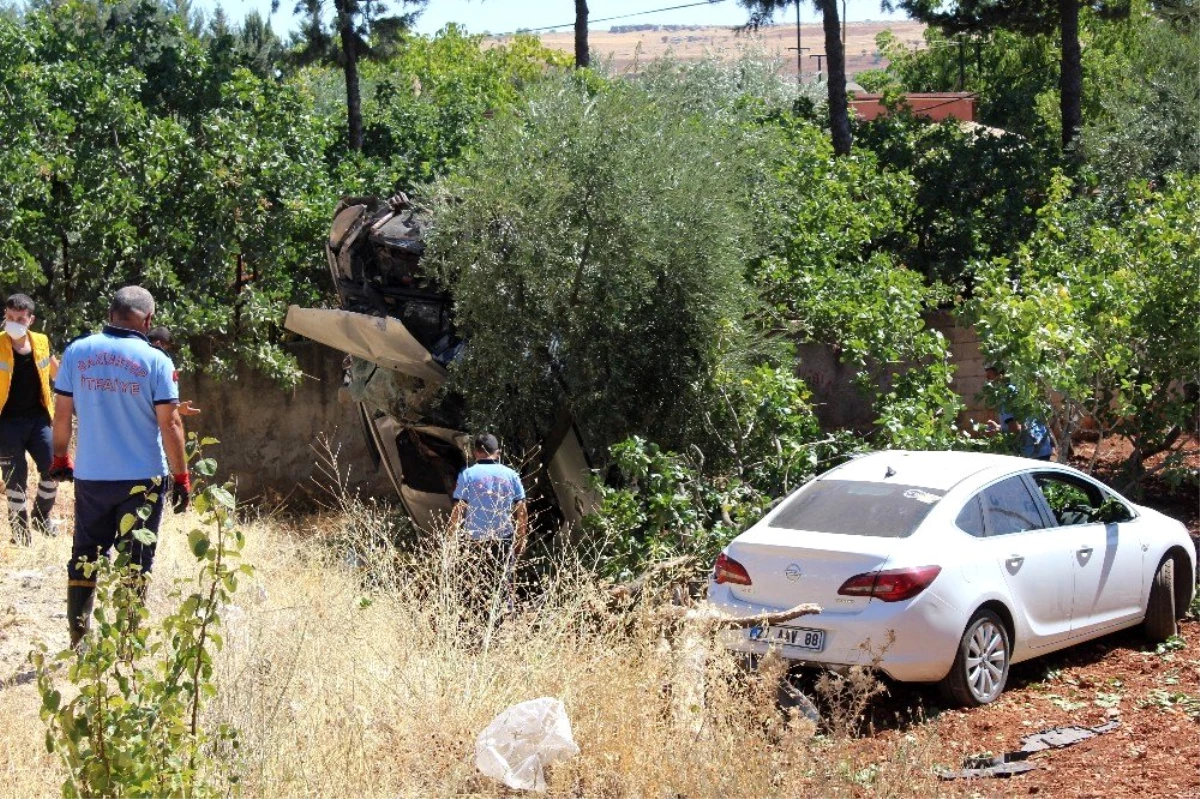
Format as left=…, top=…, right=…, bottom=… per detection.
left=709, top=450, right=1196, bottom=706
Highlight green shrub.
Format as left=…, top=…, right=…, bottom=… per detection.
left=32, top=441, right=251, bottom=798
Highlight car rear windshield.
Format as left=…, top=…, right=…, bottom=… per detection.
left=769, top=480, right=944, bottom=538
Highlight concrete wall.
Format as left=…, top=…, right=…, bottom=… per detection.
left=796, top=311, right=992, bottom=432
left=926, top=310, right=992, bottom=425
left=181, top=341, right=393, bottom=505
left=199, top=313, right=991, bottom=502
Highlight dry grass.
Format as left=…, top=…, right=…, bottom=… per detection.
left=1, top=493, right=951, bottom=797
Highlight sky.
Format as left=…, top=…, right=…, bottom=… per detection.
left=191, top=1, right=906, bottom=39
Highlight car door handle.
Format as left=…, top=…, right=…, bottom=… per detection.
left=1006, top=555, right=1024, bottom=568
left=1077, top=546, right=1094, bottom=558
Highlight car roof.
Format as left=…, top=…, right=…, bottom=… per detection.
left=821, top=450, right=1041, bottom=493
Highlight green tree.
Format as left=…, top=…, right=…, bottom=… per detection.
left=854, top=109, right=1051, bottom=287
left=889, top=0, right=1132, bottom=152
left=0, top=1, right=333, bottom=382
left=355, top=24, right=570, bottom=186
left=751, top=119, right=967, bottom=449
left=738, top=0, right=853, bottom=156
left=424, top=72, right=769, bottom=455
left=970, top=174, right=1200, bottom=492
left=278, top=0, right=427, bottom=151
left=1082, top=2, right=1200, bottom=194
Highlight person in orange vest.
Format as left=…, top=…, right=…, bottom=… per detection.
left=0, top=293, right=61, bottom=544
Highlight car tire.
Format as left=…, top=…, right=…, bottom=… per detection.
left=939, top=609, right=1010, bottom=707
left=1143, top=557, right=1177, bottom=643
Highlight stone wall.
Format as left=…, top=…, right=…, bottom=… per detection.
left=180, top=341, right=393, bottom=505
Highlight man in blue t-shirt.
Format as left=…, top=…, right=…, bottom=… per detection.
left=48, top=286, right=190, bottom=647
left=449, top=433, right=528, bottom=553
left=985, top=364, right=1054, bottom=461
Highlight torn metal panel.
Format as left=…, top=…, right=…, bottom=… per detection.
left=284, top=306, right=446, bottom=386
left=541, top=412, right=596, bottom=532
left=288, top=192, right=599, bottom=536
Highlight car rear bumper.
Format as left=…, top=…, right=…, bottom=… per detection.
left=708, top=582, right=966, bottom=683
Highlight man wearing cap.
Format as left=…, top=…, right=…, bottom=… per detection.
left=49, top=286, right=191, bottom=647
left=448, top=434, right=529, bottom=611
left=0, top=293, right=61, bottom=544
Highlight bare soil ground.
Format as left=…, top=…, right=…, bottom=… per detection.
left=856, top=432, right=1200, bottom=798
left=493, top=21, right=929, bottom=79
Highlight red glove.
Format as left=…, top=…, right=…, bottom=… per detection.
left=172, top=473, right=191, bottom=513
left=48, top=455, right=74, bottom=482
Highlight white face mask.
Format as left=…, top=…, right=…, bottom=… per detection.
left=4, top=321, right=28, bottom=340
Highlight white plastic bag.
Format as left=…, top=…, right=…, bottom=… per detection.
left=475, top=697, right=579, bottom=792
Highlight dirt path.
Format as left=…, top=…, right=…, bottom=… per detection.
left=0, top=534, right=72, bottom=684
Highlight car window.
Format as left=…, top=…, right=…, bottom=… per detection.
left=955, top=495, right=986, bottom=537
left=770, top=480, right=944, bottom=538
left=979, top=477, right=1046, bottom=536
left=1033, top=473, right=1133, bottom=525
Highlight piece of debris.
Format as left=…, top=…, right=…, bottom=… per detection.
left=475, top=697, right=579, bottom=792
left=937, top=720, right=1121, bottom=780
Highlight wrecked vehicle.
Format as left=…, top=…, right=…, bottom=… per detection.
left=285, top=193, right=594, bottom=534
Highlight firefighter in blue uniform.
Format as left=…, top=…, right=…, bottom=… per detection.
left=49, top=286, right=191, bottom=647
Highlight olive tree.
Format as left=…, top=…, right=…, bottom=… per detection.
left=423, top=73, right=773, bottom=455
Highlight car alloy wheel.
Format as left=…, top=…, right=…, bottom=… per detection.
left=965, top=617, right=1008, bottom=702
left=940, top=608, right=1011, bottom=707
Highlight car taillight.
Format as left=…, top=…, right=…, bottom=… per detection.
left=837, top=565, right=942, bottom=602
left=713, top=553, right=752, bottom=586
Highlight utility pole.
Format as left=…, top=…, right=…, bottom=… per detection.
left=841, top=0, right=846, bottom=48
left=796, top=1, right=802, bottom=79
left=809, top=52, right=826, bottom=80
left=787, top=1, right=809, bottom=82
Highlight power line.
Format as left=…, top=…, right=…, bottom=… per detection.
left=496, top=0, right=731, bottom=36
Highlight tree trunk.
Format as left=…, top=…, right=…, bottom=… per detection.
left=1059, top=0, right=1082, bottom=151
left=574, top=0, right=589, bottom=69
left=336, top=2, right=364, bottom=151
left=819, top=0, right=851, bottom=156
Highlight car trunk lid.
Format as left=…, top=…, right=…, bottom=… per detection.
left=725, top=529, right=899, bottom=612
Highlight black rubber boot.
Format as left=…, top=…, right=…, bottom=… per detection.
left=67, top=583, right=96, bottom=649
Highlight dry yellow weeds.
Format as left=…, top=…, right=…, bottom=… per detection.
left=1, top=504, right=948, bottom=797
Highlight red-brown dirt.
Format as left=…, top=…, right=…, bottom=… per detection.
left=850, top=432, right=1200, bottom=797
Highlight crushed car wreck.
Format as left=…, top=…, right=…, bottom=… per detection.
left=285, top=193, right=595, bottom=534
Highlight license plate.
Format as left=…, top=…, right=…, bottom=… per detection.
left=749, top=625, right=825, bottom=651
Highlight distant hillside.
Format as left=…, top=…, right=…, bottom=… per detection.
left=489, top=21, right=927, bottom=79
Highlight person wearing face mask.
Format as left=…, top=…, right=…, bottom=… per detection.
left=0, top=293, right=61, bottom=545
left=50, top=286, right=190, bottom=647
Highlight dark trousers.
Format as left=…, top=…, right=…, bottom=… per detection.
left=67, top=478, right=165, bottom=646
left=68, top=478, right=166, bottom=583
left=0, top=413, right=57, bottom=541
left=461, top=538, right=518, bottom=619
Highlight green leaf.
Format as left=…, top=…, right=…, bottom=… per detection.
left=119, top=514, right=137, bottom=534
left=188, top=530, right=210, bottom=559
left=132, top=528, right=158, bottom=546
left=208, top=486, right=236, bottom=509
